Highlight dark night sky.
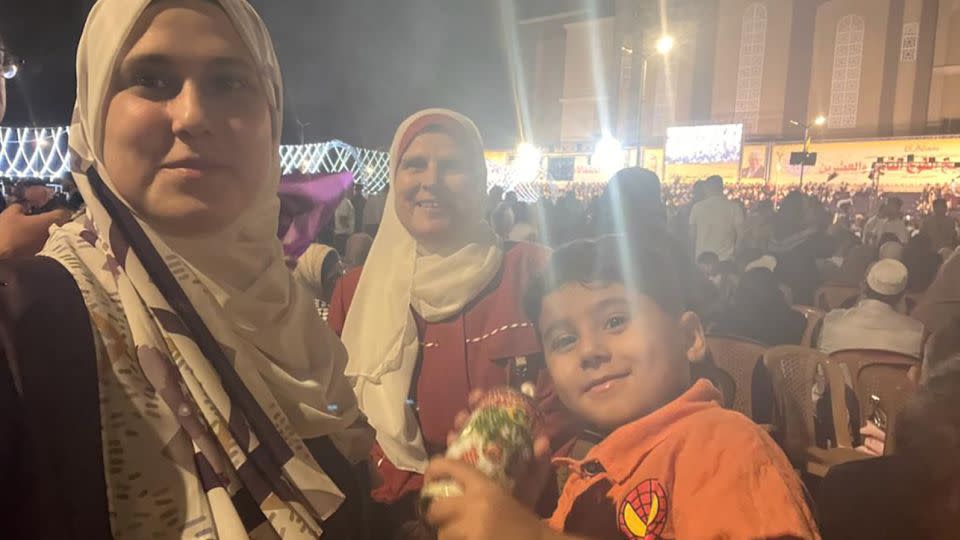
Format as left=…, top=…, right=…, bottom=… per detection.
left=0, top=0, right=572, bottom=150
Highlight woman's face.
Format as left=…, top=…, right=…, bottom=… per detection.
left=102, top=0, right=272, bottom=236
left=393, top=131, right=483, bottom=249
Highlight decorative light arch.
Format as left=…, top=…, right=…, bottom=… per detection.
left=1, top=126, right=544, bottom=200
left=828, top=14, right=865, bottom=129
left=734, top=3, right=767, bottom=134
left=0, top=126, right=395, bottom=194
left=0, top=126, right=71, bottom=179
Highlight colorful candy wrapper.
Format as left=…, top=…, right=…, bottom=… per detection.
left=419, top=388, right=543, bottom=513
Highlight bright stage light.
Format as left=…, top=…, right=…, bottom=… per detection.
left=656, top=35, right=675, bottom=55
left=512, top=142, right=543, bottom=183
left=814, top=115, right=826, bottom=127
left=516, top=142, right=542, bottom=164
left=592, top=134, right=625, bottom=176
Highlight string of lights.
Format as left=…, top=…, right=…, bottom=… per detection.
left=1, top=126, right=546, bottom=199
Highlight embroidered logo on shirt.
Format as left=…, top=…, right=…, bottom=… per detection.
left=618, top=479, right=669, bottom=540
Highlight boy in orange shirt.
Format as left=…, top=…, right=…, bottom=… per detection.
left=424, top=233, right=819, bottom=540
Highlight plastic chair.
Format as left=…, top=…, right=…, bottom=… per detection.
left=762, top=346, right=871, bottom=477
left=705, top=335, right=767, bottom=419
left=792, top=305, right=825, bottom=348
left=828, top=349, right=919, bottom=454
left=904, top=293, right=922, bottom=315
left=815, top=284, right=860, bottom=311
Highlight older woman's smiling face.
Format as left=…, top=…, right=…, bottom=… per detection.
left=102, top=0, right=273, bottom=236
left=393, top=130, right=485, bottom=250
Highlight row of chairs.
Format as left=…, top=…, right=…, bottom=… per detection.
left=705, top=335, right=918, bottom=478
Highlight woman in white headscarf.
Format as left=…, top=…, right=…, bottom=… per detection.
left=328, top=109, right=572, bottom=528
left=0, top=1, right=370, bottom=538
left=293, top=243, right=344, bottom=304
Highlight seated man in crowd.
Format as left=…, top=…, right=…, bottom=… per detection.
left=818, top=259, right=924, bottom=359
left=864, top=198, right=908, bottom=245
left=696, top=251, right=738, bottom=321
left=819, top=335, right=960, bottom=540
left=425, top=234, right=819, bottom=540
left=878, top=239, right=903, bottom=261
left=854, top=317, right=960, bottom=458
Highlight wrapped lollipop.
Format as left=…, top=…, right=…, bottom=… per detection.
left=419, top=388, right=543, bottom=511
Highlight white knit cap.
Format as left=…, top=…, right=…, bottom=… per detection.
left=879, top=241, right=904, bottom=261
left=866, top=259, right=908, bottom=296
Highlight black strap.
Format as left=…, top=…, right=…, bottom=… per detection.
left=0, top=256, right=110, bottom=539
left=86, top=168, right=353, bottom=516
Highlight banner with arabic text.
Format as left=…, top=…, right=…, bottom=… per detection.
left=770, top=137, right=960, bottom=192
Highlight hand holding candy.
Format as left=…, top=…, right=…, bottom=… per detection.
left=423, top=388, right=551, bottom=511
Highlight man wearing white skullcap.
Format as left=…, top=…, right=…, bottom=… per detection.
left=879, top=240, right=904, bottom=261
left=818, top=259, right=925, bottom=358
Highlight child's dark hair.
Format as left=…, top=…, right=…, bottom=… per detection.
left=525, top=230, right=702, bottom=324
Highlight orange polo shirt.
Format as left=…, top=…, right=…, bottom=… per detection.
left=547, top=379, right=819, bottom=540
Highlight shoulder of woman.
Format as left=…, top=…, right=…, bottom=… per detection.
left=329, top=265, right=364, bottom=326
left=0, top=256, right=83, bottom=317
left=502, top=240, right=551, bottom=273
left=0, top=255, right=97, bottom=390
left=0, top=256, right=95, bottom=349
left=0, top=256, right=108, bottom=536
left=340, top=265, right=364, bottom=292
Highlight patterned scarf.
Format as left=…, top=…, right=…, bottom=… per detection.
left=41, top=1, right=368, bottom=538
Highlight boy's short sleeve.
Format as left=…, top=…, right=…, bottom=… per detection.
left=672, top=425, right=820, bottom=540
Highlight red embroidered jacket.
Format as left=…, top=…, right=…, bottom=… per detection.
left=328, top=241, right=574, bottom=503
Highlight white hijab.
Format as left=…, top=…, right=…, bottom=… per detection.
left=342, top=109, right=503, bottom=473
left=42, top=0, right=367, bottom=537
left=293, top=243, right=338, bottom=299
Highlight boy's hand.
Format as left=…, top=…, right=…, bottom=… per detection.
left=424, top=458, right=556, bottom=540
left=446, top=389, right=554, bottom=508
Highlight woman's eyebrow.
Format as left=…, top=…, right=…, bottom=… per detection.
left=120, top=52, right=254, bottom=71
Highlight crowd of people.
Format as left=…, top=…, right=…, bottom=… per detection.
left=1, top=1, right=960, bottom=539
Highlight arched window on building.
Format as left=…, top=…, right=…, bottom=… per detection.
left=900, top=22, right=919, bottom=63
left=828, top=14, right=865, bottom=129
left=735, top=3, right=767, bottom=134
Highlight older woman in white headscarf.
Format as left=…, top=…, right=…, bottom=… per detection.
left=328, top=109, right=571, bottom=527
left=0, top=1, right=370, bottom=538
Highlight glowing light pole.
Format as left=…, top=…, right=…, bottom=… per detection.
left=789, top=115, right=826, bottom=188
left=634, top=35, right=675, bottom=166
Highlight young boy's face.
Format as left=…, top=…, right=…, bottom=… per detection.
left=538, top=282, right=705, bottom=432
